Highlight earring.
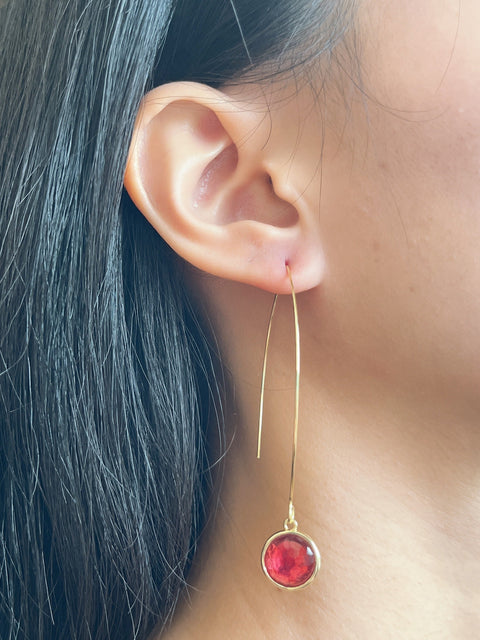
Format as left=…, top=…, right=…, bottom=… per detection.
left=257, top=264, right=320, bottom=590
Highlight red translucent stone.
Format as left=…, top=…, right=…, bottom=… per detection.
left=263, top=532, right=317, bottom=588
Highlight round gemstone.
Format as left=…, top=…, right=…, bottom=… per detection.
left=262, top=531, right=319, bottom=589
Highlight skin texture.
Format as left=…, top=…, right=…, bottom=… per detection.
left=125, top=0, right=480, bottom=637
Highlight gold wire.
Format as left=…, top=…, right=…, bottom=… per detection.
left=257, top=265, right=300, bottom=528
left=257, top=294, right=278, bottom=459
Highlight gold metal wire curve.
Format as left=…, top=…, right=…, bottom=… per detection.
left=257, top=264, right=300, bottom=527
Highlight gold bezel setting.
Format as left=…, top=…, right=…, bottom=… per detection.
left=261, top=529, right=321, bottom=591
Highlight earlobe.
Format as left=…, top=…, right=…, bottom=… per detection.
left=123, top=82, right=325, bottom=294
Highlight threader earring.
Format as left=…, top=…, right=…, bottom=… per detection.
left=257, top=264, right=321, bottom=590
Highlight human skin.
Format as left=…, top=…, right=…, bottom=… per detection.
left=125, top=0, right=480, bottom=637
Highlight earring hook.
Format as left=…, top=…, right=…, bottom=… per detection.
left=257, top=264, right=300, bottom=527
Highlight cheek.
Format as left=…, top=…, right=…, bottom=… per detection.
left=349, top=0, right=480, bottom=272
left=336, top=99, right=480, bottom=340
left=376, top=111, right=480, bottom=239
left=298, top=0, right=480, bottom=404
left=313, top=0, right=480, bottom=401
left=357, top=0, right=480, bottom=194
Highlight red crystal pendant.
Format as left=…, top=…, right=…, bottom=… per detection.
left=261, top=530, right=320, bottom=589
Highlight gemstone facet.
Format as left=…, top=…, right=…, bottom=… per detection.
left=261, top=530, right=320, bottom=589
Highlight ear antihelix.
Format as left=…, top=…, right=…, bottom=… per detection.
left=126, top=100, right=235, bottom=224
left=193, top=144, right=238, bottom=209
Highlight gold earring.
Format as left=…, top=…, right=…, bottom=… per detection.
left=257, top=264, right=320, bottom=590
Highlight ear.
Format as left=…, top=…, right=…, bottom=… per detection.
left=123, top=81, right=324, bottom=294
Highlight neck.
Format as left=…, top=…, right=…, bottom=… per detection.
left=161, top=283, right=480, bottom=640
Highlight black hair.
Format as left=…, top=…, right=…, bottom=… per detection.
left=0, top=1, right=353, bottom=638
